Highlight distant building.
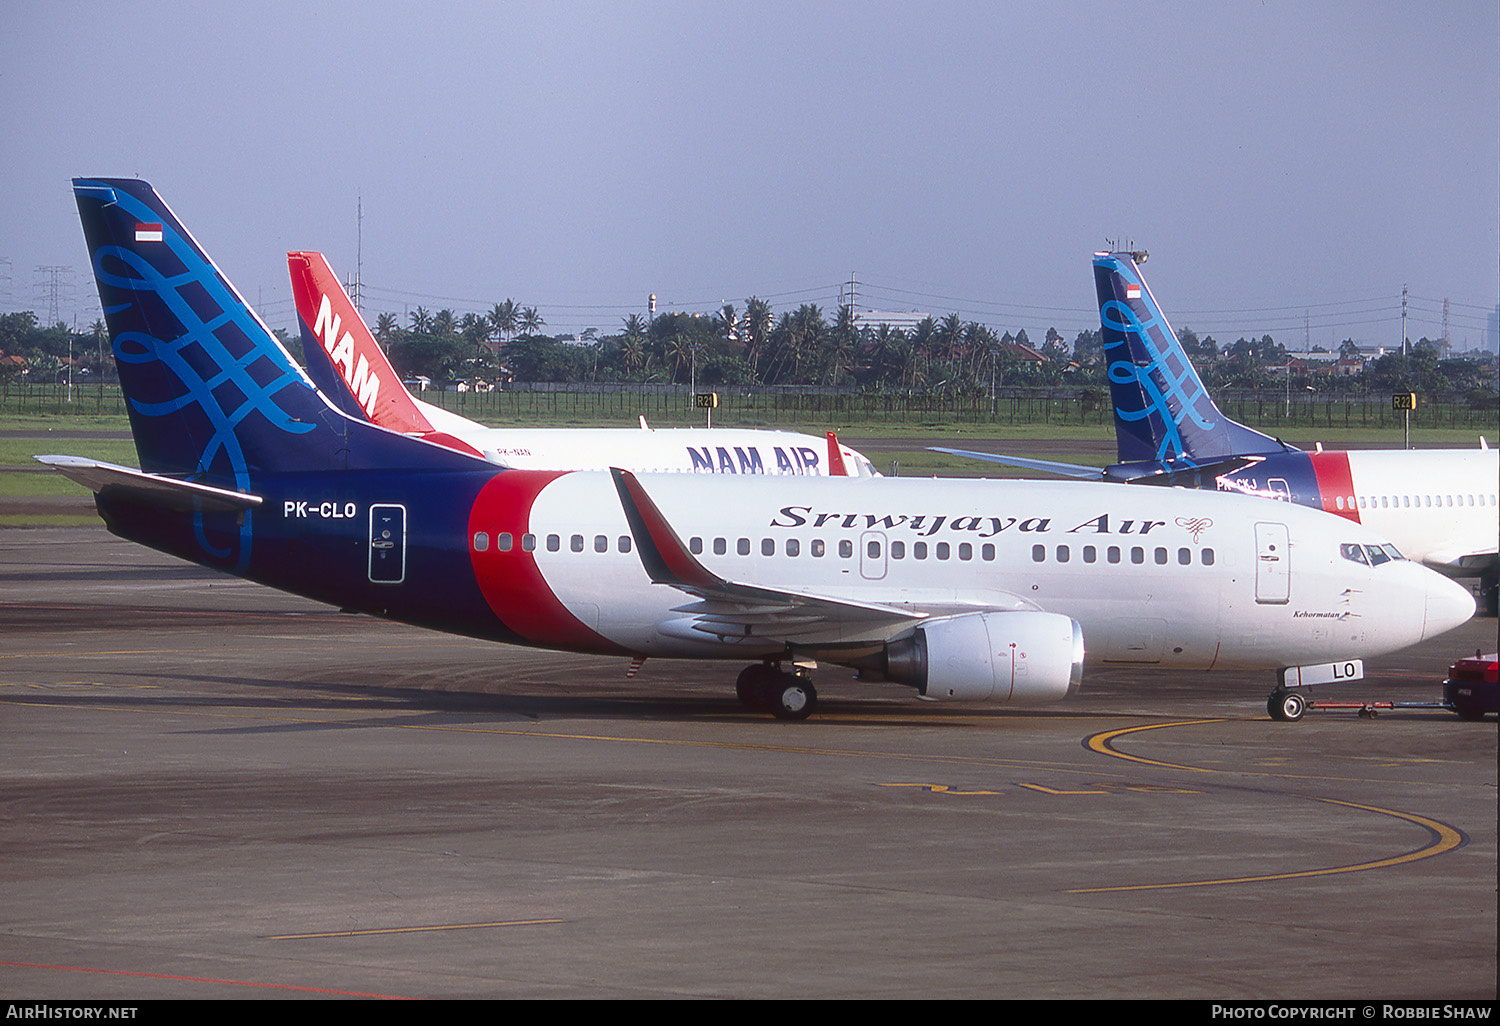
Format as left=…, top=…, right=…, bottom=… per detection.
left=1004, top=342, right=1047, bottom=364
left=854, top=310, right=930, bottom=333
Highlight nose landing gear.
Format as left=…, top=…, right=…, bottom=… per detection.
left=1267, top=688, right=1307, bottom=722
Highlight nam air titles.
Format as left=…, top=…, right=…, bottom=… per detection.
left=688, top=446, right=822, bottom=475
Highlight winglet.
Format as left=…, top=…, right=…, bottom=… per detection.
left=826, top=431, right=850, bottom=476
left=610, top=468, right=724, bottom=590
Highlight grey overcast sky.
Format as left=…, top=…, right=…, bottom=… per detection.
left=3, top=1, right=1497, bottom=350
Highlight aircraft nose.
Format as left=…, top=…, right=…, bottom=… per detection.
left=1423, top=571, right=1477, bottom=641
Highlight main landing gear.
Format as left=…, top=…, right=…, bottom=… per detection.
left=736, top=663, right=818, bottom=721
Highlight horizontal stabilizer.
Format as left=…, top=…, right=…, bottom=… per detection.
left=35, top=455, right=263, bottom=513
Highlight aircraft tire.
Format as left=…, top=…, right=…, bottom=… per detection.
left=736, top=664, right=777, bottom=709
left=1268, top=689, right=1306, bottom=722
left=768, top=675, right=817, bottom=721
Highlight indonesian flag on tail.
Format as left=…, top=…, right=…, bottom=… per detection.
left=134, top=222, right=163, bottom=243
left=1124, top=282, right=1141, bottom=300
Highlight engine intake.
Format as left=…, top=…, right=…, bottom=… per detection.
left=878, top=611, right=1084, bottom=703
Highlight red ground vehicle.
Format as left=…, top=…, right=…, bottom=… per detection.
left=1444, top=652, right=1499, bottom=721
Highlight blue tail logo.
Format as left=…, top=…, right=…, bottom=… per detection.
left=74, top=179, right=336, bottom=487
left=1093, top=251, right=1283, bottom=465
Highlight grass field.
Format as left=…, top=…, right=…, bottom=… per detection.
left=2, top=408, right=1491, bottom=527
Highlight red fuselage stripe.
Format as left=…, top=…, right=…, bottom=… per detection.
left=1308, top=450, right=1361, bottom=523
left=468, top=471, right=631, bottom=654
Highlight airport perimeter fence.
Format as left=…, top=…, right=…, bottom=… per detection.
left=3, top=381, right=1496, bottom=434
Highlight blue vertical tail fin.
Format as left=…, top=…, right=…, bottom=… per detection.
left=1093, top=251, right=1287, bottom=465
left=74, top=179, right=481, bottom=490
left=73, top=178, right=352, bottom=484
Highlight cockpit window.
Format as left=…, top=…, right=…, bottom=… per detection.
left=1344, top=542, right=1405, bottom=566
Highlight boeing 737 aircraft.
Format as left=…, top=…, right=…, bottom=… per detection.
left=288, top=250, right=876, bottom=477
left=937, top=251, right=1499, bottom=613
left=43, top=180, right=1475, bottom=723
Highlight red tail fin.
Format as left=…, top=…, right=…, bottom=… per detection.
left=826, top=431, right=850, bottom=476
left=288, top=251, right=435, bottom=435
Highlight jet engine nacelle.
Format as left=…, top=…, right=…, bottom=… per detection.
left=881, top=611, right=1084, bottom=703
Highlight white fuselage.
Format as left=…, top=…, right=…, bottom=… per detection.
left=1341, top=448, right=1497, bottom=573
left=434, top=423, right=876, bottom=476
left=466, top=473, right=1475, bottom=672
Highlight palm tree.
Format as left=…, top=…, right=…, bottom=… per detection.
left=488, top=300, right=518, bottom=346
left=822, top=304, right=860, bottom=385
left=519, top=306, right=544, bottom=337
left=741, top=297, right=771, bottom=379
left=933, top=312, right=964, bottom=369
left=409, top=306, right=432, bottom=336
left=460, top=312, right=491, bottom=351
left=714, top=303, right=738, bottom=346
left=621, top=333, right=647, bottom=378
left=908, top=316, right=936, bottom=388
left=374, top=313, right=399, bottom=344
left=664, top=334, right=693, bottom=383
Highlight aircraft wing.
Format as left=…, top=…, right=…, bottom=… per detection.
left=610, top=468, right=931, bottom=645
left=1420, top=547, right=1500, bottom=577
left=35, top=456, right=263, bottom=513
left=928, top=447, right=1105, bottom=479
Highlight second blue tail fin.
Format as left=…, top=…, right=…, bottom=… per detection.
left=1093, top=251, right=1287, bottom=465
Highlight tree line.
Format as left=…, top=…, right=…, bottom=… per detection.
left=368, top=298, right=1496, bottom=408
left=2, top=302, right=1495, bottom=411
